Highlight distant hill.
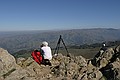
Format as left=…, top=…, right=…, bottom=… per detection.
left=0, top=28, right=120, bottom=53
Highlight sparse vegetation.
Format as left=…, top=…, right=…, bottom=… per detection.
left=12, top=40, right=120, bottom=59
left=12, top=47, right=100, bottom=59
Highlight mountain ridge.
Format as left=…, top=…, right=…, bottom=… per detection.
left=0, top=28, right=120, bottom=53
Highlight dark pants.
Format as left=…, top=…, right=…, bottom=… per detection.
left=42, top=59, right=52, bottom=66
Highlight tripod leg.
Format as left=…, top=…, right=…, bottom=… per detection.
left=61, top=38, right=71, bottom=57
left=56, top=43, right=60, bottom=54
left=54, top=36, right=61, bottom=54
left=54, top=43, right=59, bottom=54
left=61, top=38, right=69, bottom=54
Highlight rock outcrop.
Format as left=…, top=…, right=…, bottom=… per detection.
left=0, top=48, right=18, bottom=77
left=92, top=45, right=120, bottom=80
left=0, top=45, right=120, bottom=80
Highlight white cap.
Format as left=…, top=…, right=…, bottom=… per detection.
left=103, top=43, right=106, bottom=47
left=42, top=41, right=48, bottom=46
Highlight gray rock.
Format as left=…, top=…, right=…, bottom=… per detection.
left=115, top=45, right=120, bottom=53
left=0, top=48, right=17, bottom=76
left=92, top=47, right=115, bottom=69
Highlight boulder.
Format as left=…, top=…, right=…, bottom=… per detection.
left=115, top=45, right=120, bottom=53
left=0, top=48, right=17, bottom=76
left=92, top=47, right=115, bottom=69
left=100, top=58, right=120, bottom=80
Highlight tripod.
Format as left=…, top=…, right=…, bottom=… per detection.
left=54, top=35, right=70, bottom=57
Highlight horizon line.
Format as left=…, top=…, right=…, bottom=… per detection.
left=0, top=27, right=120, bottom=32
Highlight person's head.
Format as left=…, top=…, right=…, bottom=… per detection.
left=41, top=41, right=48, bottom=47
left=102, top=43, right=106, bottom=47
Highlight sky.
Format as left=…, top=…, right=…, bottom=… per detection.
left=0, top=0, right=120, bottom=31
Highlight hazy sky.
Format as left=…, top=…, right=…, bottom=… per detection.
left=0, top=0, right=120, bottom=31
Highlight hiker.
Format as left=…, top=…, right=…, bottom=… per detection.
left=95, top=43, right=107, bottom=58
left=40, top=41, right=52, bottom=66
left=100, top=43, right=107, bottom=51
left=93, top=43, right=107, bottom=66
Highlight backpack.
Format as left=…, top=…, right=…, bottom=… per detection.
left=31, top=50, right=43, bottom=64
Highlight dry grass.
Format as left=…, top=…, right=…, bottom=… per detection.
left=53, top=47, right=100, bottom=59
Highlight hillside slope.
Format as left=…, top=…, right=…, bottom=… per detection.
left=0, top=28, right=120, bottom=53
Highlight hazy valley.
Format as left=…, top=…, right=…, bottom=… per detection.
left=0, top=28, right=120, bottom=54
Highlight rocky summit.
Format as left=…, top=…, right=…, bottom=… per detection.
left=0, top=45, right=120, bottom=80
